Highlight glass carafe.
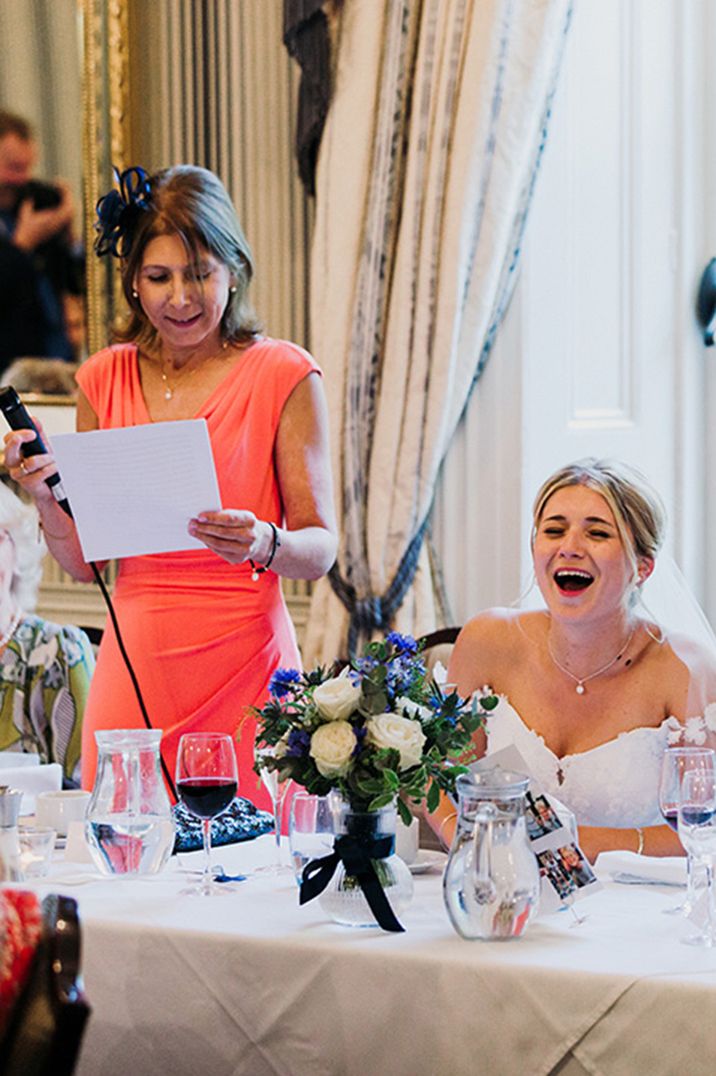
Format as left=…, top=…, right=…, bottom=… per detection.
left=443, top=769, right=540, bottom=940
left=85, top=730, right=175, bottom=876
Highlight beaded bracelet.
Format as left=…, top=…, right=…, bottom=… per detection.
left=250, top=521, right=281, bottom=581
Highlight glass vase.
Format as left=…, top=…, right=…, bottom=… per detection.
left=318, top=800, right=414, bottom=928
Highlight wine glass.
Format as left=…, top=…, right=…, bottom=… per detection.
left=678, top=768, right=716, bottom=946
left=658, top=746, right=715, bottom=914
left=176, top=732, right=238, bottom=896
left=288, top=791, right=334, bottom=886
left=254, top=745, right=292, bottom=875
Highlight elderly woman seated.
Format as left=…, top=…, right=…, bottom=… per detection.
left=0, top=358, right=78, bottom=397
left=0, top=481, right=94, bottom=784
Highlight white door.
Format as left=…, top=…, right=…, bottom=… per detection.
left=435, top=0, right=712, bottom=625
left=519, top=0, right=709, bottom=604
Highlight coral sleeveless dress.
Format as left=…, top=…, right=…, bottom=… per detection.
left=76, top=338, right=318, bottom=807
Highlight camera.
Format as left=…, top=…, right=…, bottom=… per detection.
left=17, top=179, right=62, bottom=210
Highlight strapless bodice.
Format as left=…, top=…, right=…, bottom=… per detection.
left=484, top=697, right=682, bottom=827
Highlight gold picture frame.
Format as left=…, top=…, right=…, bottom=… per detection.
left=80, top=0, right=131, bottom=357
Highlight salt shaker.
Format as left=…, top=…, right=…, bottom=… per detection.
left=0, top=786, right=24, bottom=882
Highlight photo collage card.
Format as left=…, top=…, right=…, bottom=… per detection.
left=471, top=745, right=600, bottom=914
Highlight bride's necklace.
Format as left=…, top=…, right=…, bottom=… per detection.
left=0, top=609, right=21, bottom=651
left=546, top=622, right=636, bottom=695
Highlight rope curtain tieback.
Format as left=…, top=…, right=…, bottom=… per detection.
left=329, top=521, right=428, bottom=657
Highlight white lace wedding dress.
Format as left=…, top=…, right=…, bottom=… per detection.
left=484, top=696, right=682, bottom=827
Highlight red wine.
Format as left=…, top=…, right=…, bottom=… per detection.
left=662, top=809, right=679, bottom=833
left=178, top=778, right=237, bottom=819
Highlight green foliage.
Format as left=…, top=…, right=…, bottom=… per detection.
left=252, top=634, right=493, bottom=814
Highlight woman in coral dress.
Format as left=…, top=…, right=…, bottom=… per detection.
left=4, top=166, right=337, bottom=806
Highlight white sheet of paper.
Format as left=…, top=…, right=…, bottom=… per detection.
left=50, top=420, right=222, bottom=561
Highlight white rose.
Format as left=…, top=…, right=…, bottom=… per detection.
left=312, top=670, right=363, bottom=722
left=365, top=713, right=426, bottom=770
left=396, top=695, right=434, bottom=724
left=704, top=703, right=716, bottom=733
left=309, top=721, right=356, bottom=777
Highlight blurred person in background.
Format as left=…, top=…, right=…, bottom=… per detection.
left=0, top=109, right=84, bottom=374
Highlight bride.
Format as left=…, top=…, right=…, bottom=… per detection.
left=434, top=459, right=716, bottom=860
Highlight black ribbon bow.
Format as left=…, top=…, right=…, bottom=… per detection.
left=94, top=165, right=152, bottom=258
left=300, top=833, right=405, bottom=933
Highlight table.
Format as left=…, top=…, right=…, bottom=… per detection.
left=27, top=839, right=716, bottom=1076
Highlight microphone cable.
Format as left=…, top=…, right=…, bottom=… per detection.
left=90, top=562, right=177, bottom=799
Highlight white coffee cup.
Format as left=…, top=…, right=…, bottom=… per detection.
left=35, top=789, right=91, bottom=836
left=395, top=815, right=420, bottom=866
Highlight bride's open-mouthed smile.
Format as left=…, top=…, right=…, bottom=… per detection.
left=533, top=484, right=635, bottom=618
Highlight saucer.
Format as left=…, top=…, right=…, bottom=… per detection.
left=408, top=850, right=446, bottom=875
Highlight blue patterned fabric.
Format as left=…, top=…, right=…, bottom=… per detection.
left=172, top=796, right=273, bottom=853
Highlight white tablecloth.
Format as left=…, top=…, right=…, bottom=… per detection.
left=24, top=838, right=716, bottom=1076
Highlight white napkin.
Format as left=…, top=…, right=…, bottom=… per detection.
left=595, top=850, right=687, bottom=887
left=0, top=763, right=63, bottom=814
left=0, top=752, right=39, bottom=769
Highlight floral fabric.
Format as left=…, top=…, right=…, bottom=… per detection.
left=0, top=616, right=95, bottom=784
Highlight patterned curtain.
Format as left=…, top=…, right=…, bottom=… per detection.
left=304, top=0, right=573, bottom=661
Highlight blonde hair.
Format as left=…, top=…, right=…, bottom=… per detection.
left=0, top=482, right=45, bottom=611
left=115, top=165, right=261, bottom=351
left=531, top=458, right=666, bottom=578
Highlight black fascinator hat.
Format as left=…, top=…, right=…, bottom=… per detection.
left=94, top=165, right=152, bottom=259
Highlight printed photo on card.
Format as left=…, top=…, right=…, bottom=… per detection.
left=471, top=744, right=600, bottom=912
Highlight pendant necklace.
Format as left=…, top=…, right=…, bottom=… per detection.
left=160, top=341, right=229, bottom=401
left=160, top=360, right=197, bottom=401
left=546, top=622, right=636, bottom=695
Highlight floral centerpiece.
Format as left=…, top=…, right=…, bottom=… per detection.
left=253, top=632, right=490, bottom=931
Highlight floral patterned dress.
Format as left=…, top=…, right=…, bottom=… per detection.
left=0, top=615, right=95, bottom=784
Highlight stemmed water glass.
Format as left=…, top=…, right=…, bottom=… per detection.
left=176, top=732, right=238, bottom=896
left=678, top=768, right=716, bottom=946
left=658, top=746, right=715, bottom=914
left=254, top=745, right=292, bottom=875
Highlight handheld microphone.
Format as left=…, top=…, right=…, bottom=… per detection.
left=0, top=385, right=73, bottom=518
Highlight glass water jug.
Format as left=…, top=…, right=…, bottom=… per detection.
left=443, top=769, right=540, bottom=940
left=85, top=730, right=175, bottom=876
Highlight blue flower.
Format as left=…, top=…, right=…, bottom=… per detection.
left=352, top=725, right=368, bottom=758
left=385, top=632, right=418, bottom=655
left=269, top=668, right=302, bottom=698
left=286, top=729, right=311, bottom=758
left=354, top=655, right=379, bottom=678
